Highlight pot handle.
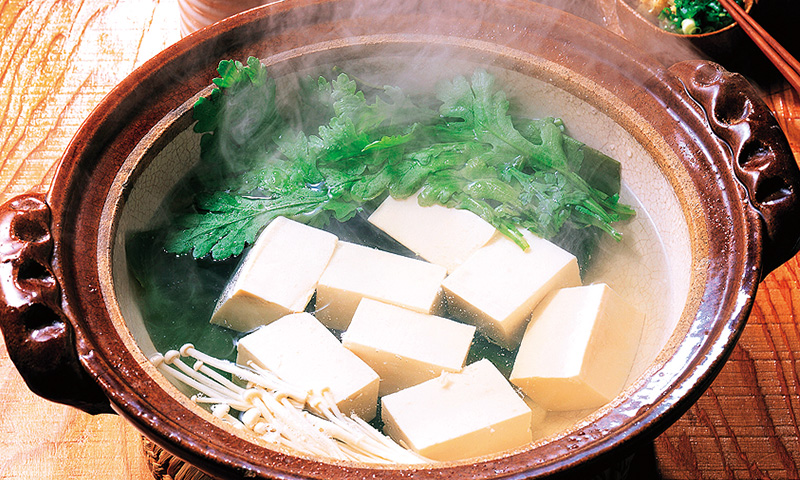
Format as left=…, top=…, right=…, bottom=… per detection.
left=669, top=60, right=800, bottom=279
left=0, top=194, right=112, bottom=414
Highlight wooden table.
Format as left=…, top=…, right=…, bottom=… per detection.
left=0, top=1, right=797, bottom=479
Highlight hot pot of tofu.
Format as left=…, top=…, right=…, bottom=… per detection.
left=1, top=0, right=799, bottom=478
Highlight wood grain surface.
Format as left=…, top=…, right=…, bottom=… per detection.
left=0, top=1, right=178, bottom=479
left=0, top=0, right=798, bottom=479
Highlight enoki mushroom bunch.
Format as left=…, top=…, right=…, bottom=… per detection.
left=150, top=344, right=428, bottom=464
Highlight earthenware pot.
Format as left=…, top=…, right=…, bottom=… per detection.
left=1, top=0, right=798, bottom=478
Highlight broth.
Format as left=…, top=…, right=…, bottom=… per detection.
left=126, top=183, right=659, bottom=448
left=110, top=54, right=690, bottom=462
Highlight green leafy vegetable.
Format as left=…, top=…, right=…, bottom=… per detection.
left=164, top=58, right=635, bottom=266
left=658, top=0, right=744, bottom=34
left=191, top=57, right=282, bottom=187
left=165, top=190, right=329, bottom=259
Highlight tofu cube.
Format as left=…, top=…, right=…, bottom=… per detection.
left=211, top=216, right=338, bottom=332
left=315, top=241, right=448, bottom=330
left=367, top=192, right=498, bottom=272
left=381, top=359, right=532, bottom=461
left=442, top=229, right=581, bottom=350
left=236, top=312, right=380, bottom=421
left=523, top=396, right=549, bottom=432
left=509, top=284, right=645, bottom=411
left=342, top=298, right=476, bottom=395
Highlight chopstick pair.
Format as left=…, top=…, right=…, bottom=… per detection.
left=717, top=0, right=800, bottom=94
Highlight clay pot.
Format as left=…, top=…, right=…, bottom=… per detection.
left=1, top=1, right=798, bottom=478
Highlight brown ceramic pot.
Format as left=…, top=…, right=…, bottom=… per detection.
left=1, top=1, right=799, bottom=478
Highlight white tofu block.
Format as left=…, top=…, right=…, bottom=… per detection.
left=236, top=312, right=380, bottom=421
left=530, top=408, right=596, bottom=443
left=367, top=192, right=498, bottom=272
left=381, top=359, right=532, bottom=461
left=442, top=229, right=581, bottom=350
left=211, top=216, right=338, bottom=332
left=509, top=284, right=645, bottom=411
left=315, top=241, right=448, bottom=330
left=342, top=299, right=476, bottom=395
left=523, top=396, right=549, bottom=433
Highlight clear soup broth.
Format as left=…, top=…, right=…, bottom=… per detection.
left=108, top=52, right=692, bottom=462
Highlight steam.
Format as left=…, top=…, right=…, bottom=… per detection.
left=140, top=0, right=668, bottom=354
left=106, top=0, right=723, bottom=469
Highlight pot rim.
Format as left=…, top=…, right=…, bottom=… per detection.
left=45, top=0, right=766, bottom=478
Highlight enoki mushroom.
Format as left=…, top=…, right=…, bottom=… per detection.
left=150, top=344, right=429, bottom=464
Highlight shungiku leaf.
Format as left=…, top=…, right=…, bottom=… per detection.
left=165, top=62, right=635, bottom=266
left=165, top=191, right=328, bottom=260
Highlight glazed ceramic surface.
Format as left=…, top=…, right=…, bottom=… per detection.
left=1, top=1, right=798, bottom=479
